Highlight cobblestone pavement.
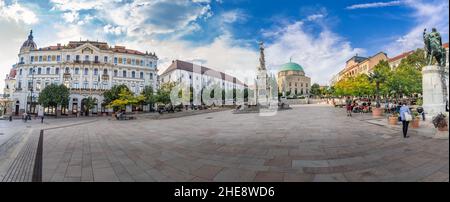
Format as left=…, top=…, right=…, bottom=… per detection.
left=31, top=105, right=449, bottom=182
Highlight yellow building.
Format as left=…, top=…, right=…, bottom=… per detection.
left=277, top=60, right=311, bottom=96
left=340, top=52, right=388, bottom=79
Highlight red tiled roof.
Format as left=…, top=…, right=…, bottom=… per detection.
left=39, top=41, right=151, bottom=56
left=9, top=69, right=16, bottom=78
left=388, top=50, right=414, bottom=62
left=443, top=42, right=449, bottom=49
left=162, top=60, right=246, bottom=86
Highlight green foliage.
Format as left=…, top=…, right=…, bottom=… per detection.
left=141, top=86, right=156, bottom=105
left=38, top=84, right=70, bottom=108
left=310, top=83, right=321, bottom=97
left=400, top=49, right=427, bottom=70
left=83, top=96, right=97, bottom=114
left=156, top=82, right=176, bottom=104
left=332, top=50, right=424, bottom=99
left=107, top=89, right=144, bottom=111
left=103, top=84, right=131, bottom=105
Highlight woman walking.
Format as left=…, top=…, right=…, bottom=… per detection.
left=399, top=102, right=412, bottom=138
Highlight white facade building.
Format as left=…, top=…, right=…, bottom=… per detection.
left=160, top=60, right=246, bottom=106
left=8, top=30, right=158, bottom=115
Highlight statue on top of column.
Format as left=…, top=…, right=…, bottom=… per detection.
left=423, top=28, right=446, bottom=67
left=258, top=42, right=266, bottom=70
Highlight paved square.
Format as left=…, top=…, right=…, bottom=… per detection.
left=2, top=105, right=449, bottom=182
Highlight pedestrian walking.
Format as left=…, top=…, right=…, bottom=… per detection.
left=345, top=97, right=352, bottom=117
left=399, top=101, right=412, bottom=138
left=41, top=115, right=44, bottom=124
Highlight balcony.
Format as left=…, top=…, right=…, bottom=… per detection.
left=74, top=60, right=81, bottom=64
left=69, top=88, right=108, bottom=95
left=102, top=74, right=109, bottom=80
left=63, top=73, right=71, bottom=79
left=83, top=60, right=91, bottom=65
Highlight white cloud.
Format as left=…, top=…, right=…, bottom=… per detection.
left=52, top=0, right=214, bottom=36
left=50, top=0, right=111, bottom=11
left=222, top=9, right=247, bottom=23
left=384, top=0, right=449, bottom=55
left=119, top=33, right=259, bottom=84
left=0, top=0, right=38, bottom=24
left=264, top=21, right=364, bottom=85
left=62, top=11, right=79, bottom=23
left=103, top=24, right=127, bottom=36
left=346, top=1, right=402, bottom=10
left=306, top=14, right=325, bottom=21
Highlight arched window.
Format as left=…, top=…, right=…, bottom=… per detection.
left=46, top=67, right=51, bottom=74
left=37, top=67, right=42, bottom=74
left=114, top=70, right=118, bottom=77
left=55, top=68, right=60, bottom=75
left=84, top=68, right=89, bottom=75
left=75, top=68, right=79, bottom=75
left=65, top=67, right=70, bottom=73
left=19, top=69, right=23, bottom=75
left=94, top=68, right=98, bottom=75
left=123, top=70, right=127, bottom=77
left=103, top=69, right=108, bottom=75
left=140, top=72, right=144, bottom=79
left=131, top=71, right=136, bottom=78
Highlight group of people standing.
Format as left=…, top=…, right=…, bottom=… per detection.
left=345, top=96, right=412, bottom=138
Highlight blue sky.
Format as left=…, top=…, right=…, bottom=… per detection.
left=0, top=0, right=449, bottom=92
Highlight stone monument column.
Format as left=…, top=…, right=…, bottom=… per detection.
left=422, top=65, right=446, bottom=118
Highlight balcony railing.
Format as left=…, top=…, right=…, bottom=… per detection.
left=69, top=88, right=108, bottom=95
left=102, top=74, right=109, bottom=80
left=63, top=73, right=71, bottom=79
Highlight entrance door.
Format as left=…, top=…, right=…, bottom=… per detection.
left=15, top=105, right=19, bottom=116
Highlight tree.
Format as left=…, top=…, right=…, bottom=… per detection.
left=83, top=96, right=97, bottom=116
left=141, top=86, right=156, bottom=107
left=400, top=48, right=427, bottom=70
left=107, top=89, right=144, bottom=111
left=103, top=84, right=131, bottom=105
left=156, top=82, right=176, bottom=105
left=38, top=84, right=70, bottom=116
left=369, top=60, right=390, bottom=107
left=310, top=83, right=321, bottom=98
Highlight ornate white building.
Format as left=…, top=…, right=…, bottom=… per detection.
left=8, top=30, right=158, bottom=116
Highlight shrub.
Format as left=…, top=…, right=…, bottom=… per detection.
left=432, top=113, right=448, bottom=128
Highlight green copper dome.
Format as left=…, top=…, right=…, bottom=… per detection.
left=279, top=62, right=304, bottom=72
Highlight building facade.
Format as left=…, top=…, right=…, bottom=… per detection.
left=331, top=52, right=388, bottom=84
left=160, top=60, right=246, bottom=106
left=8, top=30, right=158, bottom=115
left=277, top=60, right=311, bottom=96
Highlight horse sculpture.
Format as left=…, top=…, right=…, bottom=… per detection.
left=423, top=28, right=446, bottom=67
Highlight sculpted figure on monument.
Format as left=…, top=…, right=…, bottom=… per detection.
left=423, top=28, right=446, bottom=67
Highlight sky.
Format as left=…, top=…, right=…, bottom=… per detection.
left=0, top=0, right=449, bottom=93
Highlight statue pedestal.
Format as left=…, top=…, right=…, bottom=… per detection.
left=422, top=65, right=447, bottom=119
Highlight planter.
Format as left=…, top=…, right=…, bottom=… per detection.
left=388, top=116, right=398, bottom=125
left=438, top=126, right=448, bottom=131
left=411, top=118, right=420, bottom=128
left=372, top=107, right=383, bottom=117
